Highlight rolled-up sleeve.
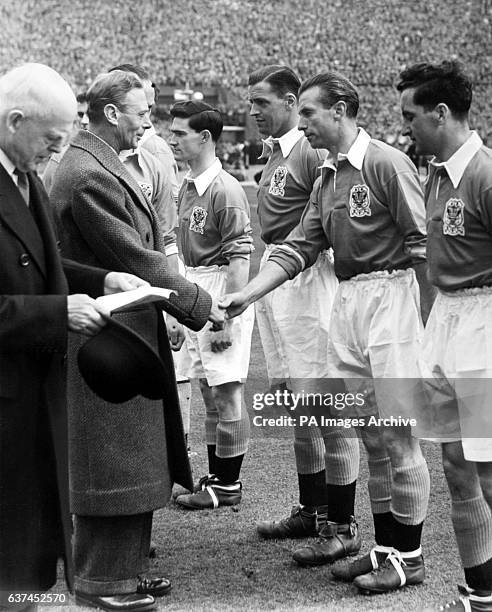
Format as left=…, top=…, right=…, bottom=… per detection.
left=212, top=183, right=254, bottom=261
left=217, top=206, right=254, bottom=261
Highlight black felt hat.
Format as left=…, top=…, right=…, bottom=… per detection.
left=77, top=317, right=169, bottom=403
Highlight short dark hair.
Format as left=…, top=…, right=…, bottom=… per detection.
left=170, top=100, right=223, bottom=142
left=86, top=70, right=143, bottom=124
left=76, top=91, right=87, bottom=104
left=248, top=65, right=301, bottom=98
left=397, top=60, right=472, bottom=119
left=299, top=72, right=359, bottom=118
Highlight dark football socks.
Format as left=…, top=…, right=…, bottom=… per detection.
left=214, top=454, right=244, bottom=485
left=298, top=470, right=329, bottom=508
left=373, top=511, right=396, bottom=547
left=326, top=480, right=357, bottom=524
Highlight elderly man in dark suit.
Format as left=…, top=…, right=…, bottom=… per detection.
left=50, top=70, right=223, bottom=612
left=0, top=63, right=149, bottom=612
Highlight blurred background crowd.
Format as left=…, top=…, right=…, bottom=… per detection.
left=0, top=0, right=491, bottom=156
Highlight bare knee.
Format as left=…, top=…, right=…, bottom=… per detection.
left=212, top=381, right=243, bottom=421
left=379, top=426, right=423, bottom=466
left=199, top=378, right=217, bottom=413
left=476, top=461, right=492, bottom=506
left=359, top=426, right=387, bottom=459
left=442, top=442, right=481, bottom=500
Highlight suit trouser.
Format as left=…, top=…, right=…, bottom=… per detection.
left=73, top=513, right=151, bottom=595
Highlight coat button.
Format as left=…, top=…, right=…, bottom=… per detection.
left=19, top=253, right=30, bottom=266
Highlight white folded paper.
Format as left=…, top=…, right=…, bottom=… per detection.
left=96, top=286, right=176, bottom=313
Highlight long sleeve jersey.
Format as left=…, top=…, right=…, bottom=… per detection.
left=257, top=127, right=326, bottom=244
left=425, top=131, right=492, bottom=291
left=178, top=158, right=253, bottom=267
left=269, top=128, right=426, bottom=281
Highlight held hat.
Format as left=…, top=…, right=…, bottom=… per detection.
left=77, top=317, right=169, bottom=403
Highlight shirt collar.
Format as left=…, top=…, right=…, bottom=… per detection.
left=429, top=131, right=482, bottom=188
left=0, top=147, right=18, bottom=184
left=185, top=158, right=222, bottom=196
left=119, top=145, right=142, bottom=167
left=320, top=127, right=372, bottom=171
left=260, top=127, right=304, bottom=159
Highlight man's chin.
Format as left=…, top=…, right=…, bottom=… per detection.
left=27, top=160, right=44, bottom=171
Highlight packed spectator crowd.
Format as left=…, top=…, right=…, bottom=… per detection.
left=0, top=0, right=491, bottom=140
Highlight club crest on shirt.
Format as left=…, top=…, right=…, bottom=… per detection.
left=269, top=165, right=288, bottom=197
left=349, top=184, right=371, bottom=217
left=138, top=181, right=153, bottom=203
left=443, top=198, right=465, bottom=236
left=190, top=206, right=207, bottom=234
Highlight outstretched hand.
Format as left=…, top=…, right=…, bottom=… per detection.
left=208, top=297, right=226, bottom=331
left=219, top=292, right=249, bottom=319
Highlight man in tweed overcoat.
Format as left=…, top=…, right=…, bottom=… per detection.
left=51, top=70, right=223, bottom=612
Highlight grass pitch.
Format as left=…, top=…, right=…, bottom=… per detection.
left=51, top=180, right=462, bottom=612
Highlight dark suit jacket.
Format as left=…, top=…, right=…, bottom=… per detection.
left=0, top=164, right=108, bottom=595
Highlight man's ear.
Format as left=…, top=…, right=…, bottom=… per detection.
left=104, top=104, right=119, bottom=126
left=333, top=100, right=347, bottom=120
left=6, top=109, right=25, bottom=134
left=284, top=92, right=297, bottom=110
left=434, top=102, right=449, bottom=124
left=201, top=129, right=212, bottom=143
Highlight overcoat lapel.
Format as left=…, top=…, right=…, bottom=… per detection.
left=27, top=172, right=68, bottom=294
left=71, top=130, right=154, bottom=223
left=0, top=164, right=47, bottom=278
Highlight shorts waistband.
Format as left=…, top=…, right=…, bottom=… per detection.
left=185, top=264, right=228, bottom=276
left=344, top=268, right=413, bottom=283
left=440, top=285, right=492, bottom=297
left=263, top=244, right=332, bottom=263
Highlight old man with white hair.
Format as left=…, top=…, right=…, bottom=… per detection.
left=0, top=63, right=148, bottom=611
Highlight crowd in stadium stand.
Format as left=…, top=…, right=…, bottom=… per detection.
left=0, top=0, right=491, bottom=141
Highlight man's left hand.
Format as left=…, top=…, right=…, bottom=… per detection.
left=167, top=315, right=185, bottom=351
left=104, top=271, right=150, bottom=295
left=210, top=321, right=233, bottom=353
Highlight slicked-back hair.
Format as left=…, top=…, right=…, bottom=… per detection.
left=109, top=63, right=150, bottom=82
left=248, top=65, right=301, bottom=98
left=397, top=60, right=472, bottom=119
left=86, top=70, right=143, bottom=124
left=170, top=100, right=223, bottom=142
left=109, top=63, right=159, bottom=98
left=299, top=72, right=359, bottom=118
